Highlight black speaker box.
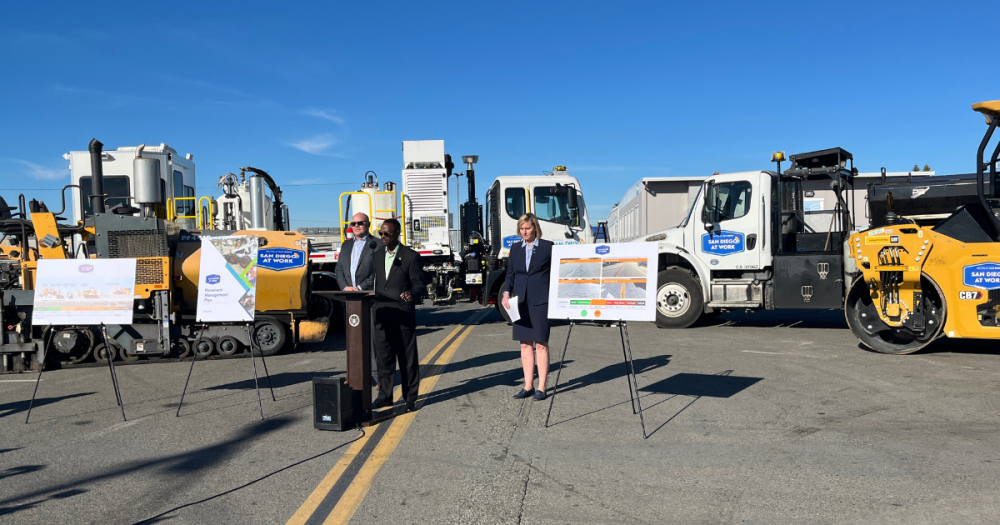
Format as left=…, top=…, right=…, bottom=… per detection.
left=312, top=377, right=354, bottom=431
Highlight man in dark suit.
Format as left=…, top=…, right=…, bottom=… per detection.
left=334, top=213, right=377, bottom=291
left=372, top=218, right=425, bottom=411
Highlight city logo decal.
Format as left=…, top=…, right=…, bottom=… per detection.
left=258, top=248, right=305, bottom=271
left=963, top=262, right=1000, bottom=290
left=206, top=274, right=221, bottom=285
left=701, top=230, right=745, bottom=256
left=503, top=235, right=521, bottom=249
left=78, top=264, right=94, bottom=273
left=349, top=314, right=360, bottom=327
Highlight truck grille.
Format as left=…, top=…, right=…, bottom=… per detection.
left=108, top=230, right=168, bottom=258
left=135, top=258, right=167, bottom=286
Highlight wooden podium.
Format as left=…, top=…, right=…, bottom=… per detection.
left=316, top=290, right=380, bottom=424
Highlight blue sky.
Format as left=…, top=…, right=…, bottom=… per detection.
left=1, top=1, right=997, bottom=226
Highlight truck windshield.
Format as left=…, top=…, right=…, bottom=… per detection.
left=680, top=186, right=703, bottom=227
left=533, top=186, right=574, bottom=225
left=80, top=176, right=131, bottom=216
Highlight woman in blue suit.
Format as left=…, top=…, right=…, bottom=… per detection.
left=502, top=213, right=554, bottom=401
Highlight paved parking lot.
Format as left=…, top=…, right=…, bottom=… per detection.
left=2, top=305, right=1000, bottom=524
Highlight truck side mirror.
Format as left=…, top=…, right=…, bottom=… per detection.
left=701, top=181, right=715, bottom=227
left=567, top=188, right=578, bottom=210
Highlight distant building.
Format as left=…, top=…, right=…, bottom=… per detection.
left=606, top=172, right=934, bottom=242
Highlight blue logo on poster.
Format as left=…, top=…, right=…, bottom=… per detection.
left=701, top=231, right=745, bottom=256
left=963, top=262, right=1000, bottom=290
left=596, top=245, right=610, bottom=255
left=206, top=274, right=221, bottom=284
left=503, top=235, right=521, bottom=249
left=258, top=248, right=305, bottom=271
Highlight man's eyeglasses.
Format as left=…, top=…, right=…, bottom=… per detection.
left=378, top=231, right=395, bottom=237
left=349, top=221, right=368, bottom=227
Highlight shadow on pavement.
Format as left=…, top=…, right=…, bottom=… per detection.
left=0, top=416, right=295, bottom=520
left=204, top=369, right=341, bottom=391
left=0, top=392, right=96, bottom=419
left=639, top=371, right=762, bottom=398
left=556, top=355, right=671, bottom=395
left=696, top=309, right=847, bottom=330
left=639, top=370, right=763, bottom=438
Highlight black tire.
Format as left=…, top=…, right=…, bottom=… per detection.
left=217, top=336, right=241, bottom=356
left=654, top=268, right=704, bottom=329
left=495, top=296, right=513, bottom=325
left=252, top=318, right=287, bottom=356
left=194, top=338, right=215, bottom=358
left=845, top=275, right=945, bottom=355
left=94, top=343, right=117, bottom=364
left=172, top=339, right=191, bottom=359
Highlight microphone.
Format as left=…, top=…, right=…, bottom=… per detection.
left=367, top=237, right=378, bottom=251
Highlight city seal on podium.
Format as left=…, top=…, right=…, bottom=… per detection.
left=349, top=314, right=360, bottom=327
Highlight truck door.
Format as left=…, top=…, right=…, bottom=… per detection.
left=696, top=173, right=764, bottom=271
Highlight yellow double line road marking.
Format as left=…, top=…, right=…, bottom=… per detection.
left=288, top=307, right=491, bottom=525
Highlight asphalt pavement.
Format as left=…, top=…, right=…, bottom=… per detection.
left=2, top=305, right=1000, bottom=524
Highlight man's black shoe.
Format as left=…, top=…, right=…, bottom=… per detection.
left=372, top=397, right=391, bottom=410
left=404, top=402, right=416, bottom=412
left=512, top=388, right=534, bottom=399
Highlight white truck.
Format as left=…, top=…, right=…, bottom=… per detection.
left=641, top=148, right=860, bottom=328
left=483, top=169, right=595, bottom=319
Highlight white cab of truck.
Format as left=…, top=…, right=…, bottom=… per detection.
left=641, top=170, right=774, bottom=328
left=641, top=150, right=859, bottom=330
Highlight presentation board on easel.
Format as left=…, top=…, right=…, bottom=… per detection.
left=547, top=242, right=658, bottom=322
left=196, top=235, right=258, bottom=323
left=33, top=259, right=137, bottom=326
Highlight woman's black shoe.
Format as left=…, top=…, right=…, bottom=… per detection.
left=512, top=389, right=535, bottom=399
left=532, top=390, right=546, bottom=401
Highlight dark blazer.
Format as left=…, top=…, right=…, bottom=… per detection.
left=373, top=243, right=425, bottom=310
left=335, top=235, right=377, bottom=291
left=504, top=239, right=553, bottom=306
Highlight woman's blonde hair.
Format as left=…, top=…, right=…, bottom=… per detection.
left=517, top=213, right=543, bottom=240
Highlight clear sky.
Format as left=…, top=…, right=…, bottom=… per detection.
left=1, top=1, right=997, bottom=227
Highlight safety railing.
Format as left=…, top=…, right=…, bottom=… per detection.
left=197, top=196, right=216, bottom=230
left=167, top=197, right=197, bottom=221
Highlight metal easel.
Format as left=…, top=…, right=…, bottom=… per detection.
left=26, top=323, right=127, bottom=423
left=176, top=323, right=275, bottom=419
left=544, top=319, right=648, bottom=439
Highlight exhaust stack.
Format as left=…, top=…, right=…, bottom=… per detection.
left=88, top=138, right=105, bottom=215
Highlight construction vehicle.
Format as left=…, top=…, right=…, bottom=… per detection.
left=317, top=140, right=595, bottom=312
left=0, top=139, right=327, bottom=373
left=641, top=148, right=861, bottom=328
left=846, top=100, right=1000, bottom=354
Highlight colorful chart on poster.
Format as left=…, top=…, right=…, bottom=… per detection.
left=547, top=242, right=658, bottom=322
left=33, top=259, right=137, bottom=326
left=196, top=235, right=258, bottom=322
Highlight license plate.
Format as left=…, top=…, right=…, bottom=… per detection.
left=465, top=273, right=483, bottom=284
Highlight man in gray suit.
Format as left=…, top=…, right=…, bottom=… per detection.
left=335, top=213, right=377, bottom=291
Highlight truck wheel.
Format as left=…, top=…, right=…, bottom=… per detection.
left=252, top=318, right=287, bottom=356
left=654, top=268, right=703, bottom=329
left=495, top=296, right=513, bottom=325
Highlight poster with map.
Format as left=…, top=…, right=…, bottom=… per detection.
left=196, top=235, right=258, bottom=322
left=547, top=242, right=657, bottom=322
